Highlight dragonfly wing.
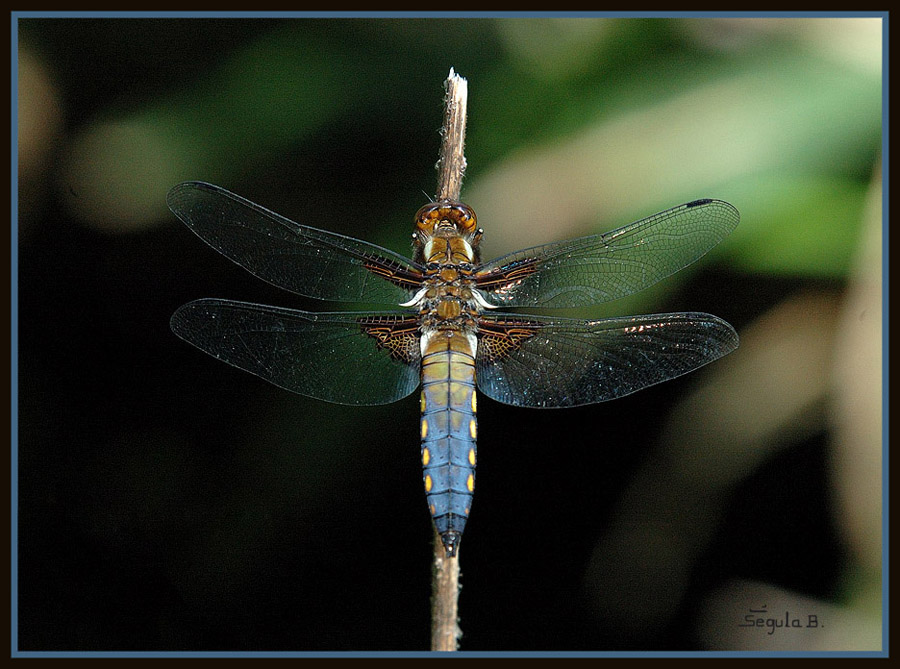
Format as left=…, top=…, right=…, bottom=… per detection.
left=475, top=312, right=738, bottom=408
left=168, top=182, right=425, bottom=305
left=475, top=199, right=739, bottom=308
left=171, top=299, right=421, bottom=405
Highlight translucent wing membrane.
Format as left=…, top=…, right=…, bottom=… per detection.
left=170, top=299, right=421, bottom=405
left=475, top=199, right=739, bottom=308
left=476, top=312, right=739, bottom=408
left=167, top=182, right=425, bottom=305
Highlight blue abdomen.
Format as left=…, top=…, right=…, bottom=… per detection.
left=420, top=330, right=477, bottom=558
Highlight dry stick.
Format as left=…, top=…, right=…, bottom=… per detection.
left=429, top=68, right=467, bottom=653
left=435, top=68, right=468, bottom=203
left=431, top=526, right=462, bottom=651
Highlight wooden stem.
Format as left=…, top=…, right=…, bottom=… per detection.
left=435, top=68, right=468, bottom=202
left=430, top=527, right=462, bottom=651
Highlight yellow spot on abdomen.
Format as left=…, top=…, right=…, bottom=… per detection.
left=425, top=475, right=433, bottom=492
left=468, top=448, right=476, bottom=466
left=469, top=418, right=477, bottom=439
left=471, top=391, right=477, bottom=413
left=422, top=447, right=430, bottom=466
left=466, top=473, right=474, bottom=492
left=420, top=392, right=426, bottom=413
left=421, top=418, right=428, bottom=439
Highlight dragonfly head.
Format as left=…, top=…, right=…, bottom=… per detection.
left=413, top=201, right=482, bottom=265
left=414, top=201, right=478, bottom=239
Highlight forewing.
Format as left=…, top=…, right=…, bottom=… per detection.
left=475, top=199, right=739, bottom=308
left=168, top=182, right=425, bottom=305
left=476, top=312, right=738, bottom=408
left=171, top=299, right=421, bottom=405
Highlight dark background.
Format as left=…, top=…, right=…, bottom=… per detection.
left=16, top=16, right=883, bottom=652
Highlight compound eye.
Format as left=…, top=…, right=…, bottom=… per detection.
left=415, top=203, right=439, bottom=221
left=455, top=204, right=477, bottom=230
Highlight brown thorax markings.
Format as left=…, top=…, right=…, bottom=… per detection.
left=403, top=201, right=492, bottom=328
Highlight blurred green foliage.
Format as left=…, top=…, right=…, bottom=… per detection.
left=58, top=18, right=876, bottom=278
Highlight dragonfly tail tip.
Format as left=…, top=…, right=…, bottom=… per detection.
left=440, top=531, right=461, bottom=558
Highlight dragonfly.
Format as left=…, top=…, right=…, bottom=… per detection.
left=169, top=181, right=739, bottom=557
